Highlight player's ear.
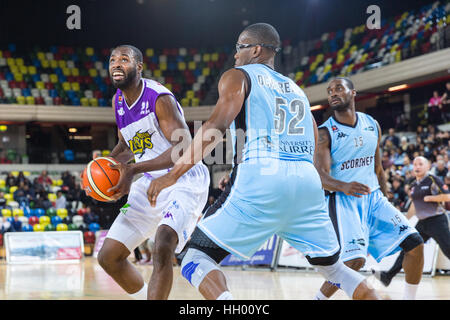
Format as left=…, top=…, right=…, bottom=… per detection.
left=253, top=45, right=263, bottom=57
left=137, top=62, right=143, bottom=74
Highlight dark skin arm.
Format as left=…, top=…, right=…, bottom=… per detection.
left=147, top=68, right=247, bottom=207
left=315, top=127, right=371, bottom=197
left=374, top=121, right=388, bottom=196
left=108, top=94, right=192, bottom=200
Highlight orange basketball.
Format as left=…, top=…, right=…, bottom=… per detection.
left=81, top=157, right=120, bottom=202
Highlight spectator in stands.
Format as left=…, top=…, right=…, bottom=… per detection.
left=16, top=171, right=30, bottom=187
left=10, top=215, right=22, bottom=232
left=440, top=82, right=450, bottom=122
left=0, top=150, right=12, bottom=164
left=55, top=190, right=67, bottom=210
left=428, top=90, right=443, bottom=124
left=5, top=172, right=16, bottom=188
left=37, top=170, right=53, bottom=190
left=399, top=136, right=409, bottom=153
left=383, top=128, right=400, bottom=149
left=382, top=150, right=394, bottom=170
left=13, top=181, right=32, bottom=207
left=391, top=177, right=406, bottom=208
left=83, top=206, right=99, bottom=225
left=62, top=171, right=75, bottom=189
left=431, top=159, right=448, bottom=181
left=401, top=155, right=414, bottom=176
left=34, top=191, right=52, bottom=210
left=0, top=192, right=6, bottom=209
left=416, top=125, right=427, bottom=142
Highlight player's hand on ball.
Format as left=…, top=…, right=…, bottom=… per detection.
left=147, top=173, right=178, bottom=207
left=342, top=181, right=371, bottom=198
left=107, top=162, right=135, bottom=200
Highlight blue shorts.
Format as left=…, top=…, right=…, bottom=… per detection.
left=198, top=159, right=340, bottom=261
left=326, top=189, right=418, bottom=262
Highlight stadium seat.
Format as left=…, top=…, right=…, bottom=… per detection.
left=33, top=223, right=44, bottom=232
left=56, top=223, right=68, bottom=231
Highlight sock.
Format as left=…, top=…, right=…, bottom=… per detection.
left=217, top=291, right=233, bottom=300
left=129, top=283, right=148, bottom=300
left=314, top=290, right=329, bottom=300
left=403, top=282, right=419, bottom=300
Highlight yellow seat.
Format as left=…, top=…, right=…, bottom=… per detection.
left=80, top=97, right=89, bottom=106
left=57, top=223, right=68, bottom=231
left=10, top=65, right=19, bottom=73
left=71, top=68, right=79, bottom=76
left=188, top=61, right=196, bottom=70
left=11, top=171, right=19, bottom=177
left=101, top=150, right=110, bottom=157
left=58, top=60, right=66, bottom=68
left=57, top=208, right=68, bottom=218
left=71, top=82, right=80, bottom=91
left=89, top=98, right=98, bottom=107
left=62, top=67, right=71, bottom=76
left=23, top=171, right=31, bottom=177
left=165, top=83, right=172, bottom=91
left=88, top=68, right=98, bottom=77
left=39, top=216, right=50, bottom=226
left=211, top=53, right=219, bottom=62
left=62, top=82, right=71, bottom=91
left=13, top=208, right=24, bottom=217
left=1, top=208, right=12, bottom=217
left=28, top=66, right=37, bottom=75
left=48, top=193, right=57, bottom=201
left=0, top=179, right=5, bottom=187
left=186, top=90, right=194, bottom=99
left=16, top=96, right=26, bottom=104
left=181, top=98, right=189, bottom=107
left=19, top=65, right=28, bottom=74
left=41, top=60, right=50, bottom=68
left=153, top=69, right=162, bottom=77
left=191, top=97, right=199, bottom=107
left=159, top=62, right=167, bottom=71
left=202, top=68, right=210, bottom=76
left=36, top=81, right=45, bottom=90
left=9, top=186, right=18, bottom=193
left=50, top=60, right=58, bottom=68
left=178, top=62, right=186, bottom=70
left=13, top=73, right=23, bottom=82
left=26, top=96, right=35, bottom=105
left=33, top=224, right=44, bottom=232
left=86, top=47, right=94, bottom=56
left=202, top=54, right=211, bottom=62
left=50, top=74, right=58, bottom=83
left=6, top=57, right=15, bottom=66
left=145, top=48, right=154, bottom=57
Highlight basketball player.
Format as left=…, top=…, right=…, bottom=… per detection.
left=314, top=77, right=424, bottom=300
left=96, top=45, right=209, bottom=300
left=147, top=23, right=380, bottom=300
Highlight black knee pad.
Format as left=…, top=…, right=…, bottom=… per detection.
left=188, top=228, right=229, bottom=264
left=306, top=250, right=340, bottom=266
left=400, top=233, right=424, bottom=252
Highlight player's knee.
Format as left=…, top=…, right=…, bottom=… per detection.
left=180, top=248, right=220, bottom=289
left=97, top=247, right=120, bottom=271
left=344, top=258, right=365, bottom=271
left=400, top=233, right=424, bottom=253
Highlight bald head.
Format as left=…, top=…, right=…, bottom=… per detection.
left=241, top=23, right=281, bottom=53
left=413, top=156, right=430, bottom=178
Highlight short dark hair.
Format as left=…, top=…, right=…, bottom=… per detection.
left=242, top=23, right=281, bottom=52
left=333, top=77, right=355, bottom=90
left=112, top=45, right=143, bottom=63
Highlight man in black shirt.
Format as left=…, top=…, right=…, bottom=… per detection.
left=373, top=156, right=450, bottom=286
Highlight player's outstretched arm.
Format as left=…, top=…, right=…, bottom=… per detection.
left=315, top=124, right=370, bottom=197
left=147, top=68, right=247, bottom=207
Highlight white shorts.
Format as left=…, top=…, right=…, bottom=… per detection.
left=106, top=164, right=209, bottom=254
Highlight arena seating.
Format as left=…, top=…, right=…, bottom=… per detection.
left=289, top=1, right=450, bottom=88
left=0, top=45, right=230, bottom=107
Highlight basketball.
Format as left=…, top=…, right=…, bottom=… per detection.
left=81, top=157, right=120, bottom=202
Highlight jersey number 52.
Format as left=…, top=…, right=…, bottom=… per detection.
left=274, top=98, right=305, bottom=135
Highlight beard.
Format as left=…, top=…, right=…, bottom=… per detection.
left=111, top=68, right=138, bottom=90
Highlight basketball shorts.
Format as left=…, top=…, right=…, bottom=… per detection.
left=106, top=164, right=209, bottom=254
left=198, top=159, right=340, bottom=261
left=326, top=189, right=418, bottom=263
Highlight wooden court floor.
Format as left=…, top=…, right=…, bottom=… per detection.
left=0, top=257, right=448, bottom=300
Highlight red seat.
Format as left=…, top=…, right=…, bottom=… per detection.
left=45, top=82, right=54, bottom=90
left=53, top=97, right=62, bottom=105
left=35, top=96, right=45, bottom=105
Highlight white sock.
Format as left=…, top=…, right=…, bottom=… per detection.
left=403, top=282, right=419, bottom=300
left=129, top=283, right=148, bottom=300
left=217, top=291, right=233, bottom=300
left=314, top=290, right=329, bottom=300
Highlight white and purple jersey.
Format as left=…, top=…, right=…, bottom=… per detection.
left=114, top=78, right=194, bottom=179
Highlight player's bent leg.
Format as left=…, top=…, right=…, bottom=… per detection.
left=317, top=257, right=366, bottom=299
left=147, top=224, right=179, bottom=300
left=97, top=238, right=146, bottom=297
left=400, top=233, right=424, bottom=299
left=311, top=254, right=379, bottom=300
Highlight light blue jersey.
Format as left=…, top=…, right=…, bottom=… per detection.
left=321, top=112, right=419, bottom=262
left=320, top=112, right=380, bottom=192
left=233, top=64, right=315, bottom=164
left=196, top=64, right=340, bottom=262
